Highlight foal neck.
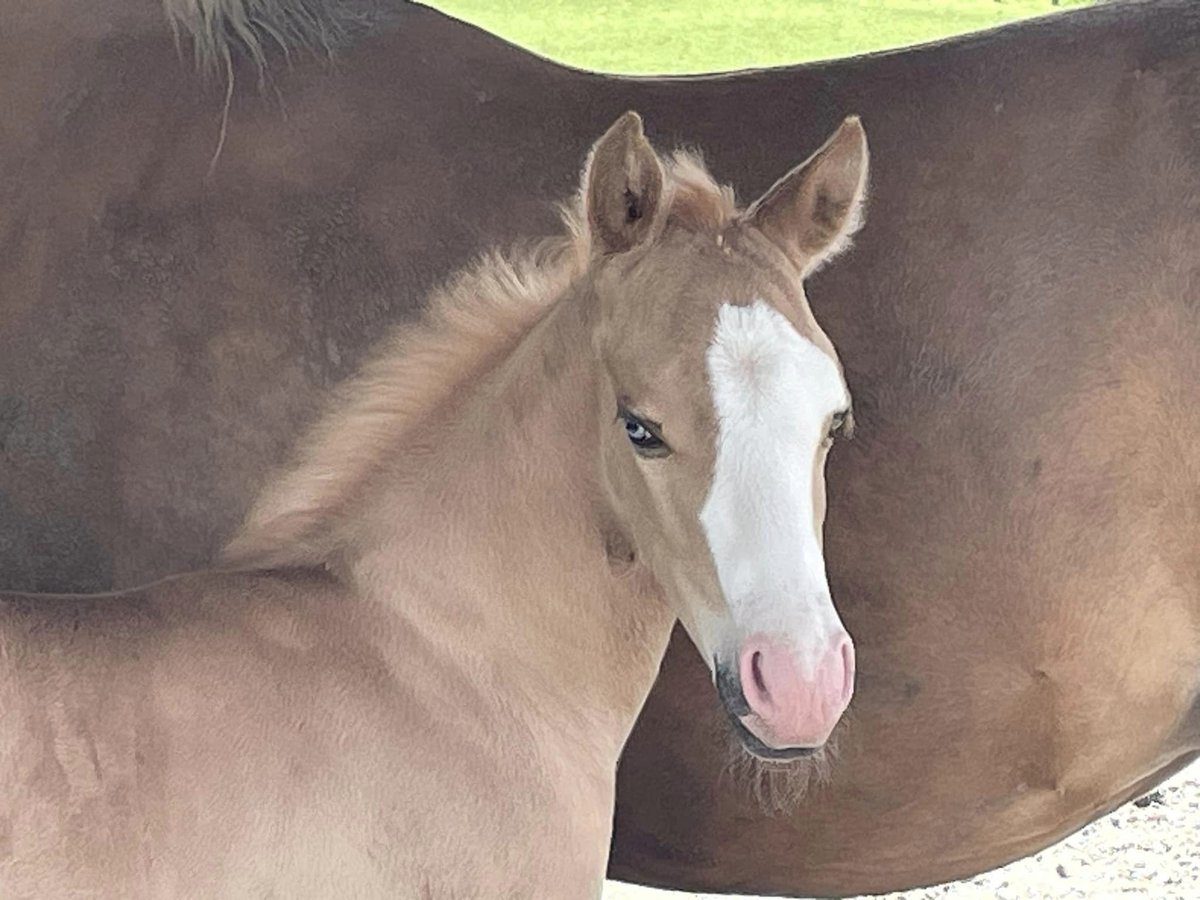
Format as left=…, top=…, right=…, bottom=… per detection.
left=345, top=286, right=674, bottom=753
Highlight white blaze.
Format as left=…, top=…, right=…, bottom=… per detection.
left=699, top=301, right=850, bottom=676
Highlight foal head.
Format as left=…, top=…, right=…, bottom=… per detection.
left=583, top=113, right=867, bottom=759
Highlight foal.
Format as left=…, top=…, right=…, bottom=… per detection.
left=0, top=112, right=867, bottom=897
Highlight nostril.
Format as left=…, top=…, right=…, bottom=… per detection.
left=750, top=650, right=769, bottom=700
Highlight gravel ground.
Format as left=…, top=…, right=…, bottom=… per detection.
left=605, top=760, right=1200, bottom=899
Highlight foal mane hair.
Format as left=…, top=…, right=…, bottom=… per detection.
left=162, top=0, right=382, bottom=72
left=222, top=150, right=737, bottom=570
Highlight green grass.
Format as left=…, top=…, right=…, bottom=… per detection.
left=427, top=0, right=1097, bottom=74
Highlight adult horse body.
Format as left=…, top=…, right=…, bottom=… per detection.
left=1, top=0, right=1198, bottom=895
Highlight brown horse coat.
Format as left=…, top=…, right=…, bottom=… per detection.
left=2, top=0, right=1199, bottom=894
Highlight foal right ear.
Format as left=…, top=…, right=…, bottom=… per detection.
left=584, top=111, right=665, bottom=255
left=747, top=116, right=869, bottom=275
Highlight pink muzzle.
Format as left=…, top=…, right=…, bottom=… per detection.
left=732, top=633, right=855, bottom=752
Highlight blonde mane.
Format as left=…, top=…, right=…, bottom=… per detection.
left=162, top=0, right=380, bottom=72
left=222, top=151, right=737, bottom=569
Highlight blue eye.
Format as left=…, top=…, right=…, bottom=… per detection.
left=619, top=410, right=669, bottom=456
left=625, top=419, right=655, bottom=445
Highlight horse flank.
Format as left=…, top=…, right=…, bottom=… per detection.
left=222, top=150, right=737, bottom=569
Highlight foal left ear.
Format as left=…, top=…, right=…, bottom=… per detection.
left=747, top=116, right=870, bottom=275
left=585, top=111, right=665, bottom=255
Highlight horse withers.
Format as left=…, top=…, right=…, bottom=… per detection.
left=0, top=113, right=868, bottom=897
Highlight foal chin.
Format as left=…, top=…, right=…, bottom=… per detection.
left=721, top=718, right=843, bottom=815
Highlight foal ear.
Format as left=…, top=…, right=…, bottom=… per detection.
left=585, top=111, right=665, bottom=255
left=747, top=116, right=869, bottom=274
